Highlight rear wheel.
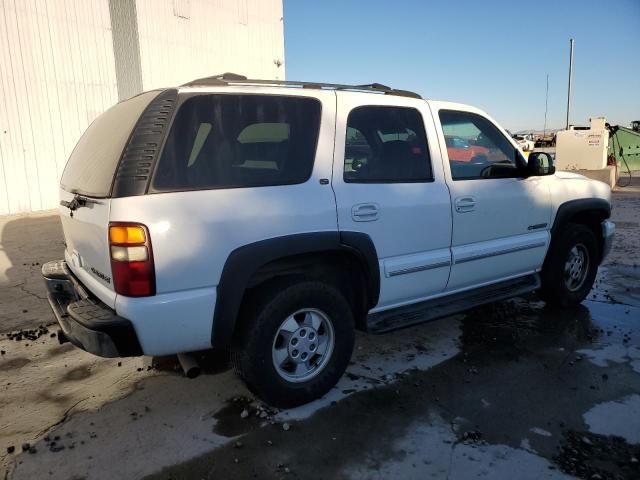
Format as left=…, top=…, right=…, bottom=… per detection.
left=540, top=224, right=599, bottom=307
left=232, top=280, right=355, bottom=408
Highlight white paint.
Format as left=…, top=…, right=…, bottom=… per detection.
left=116, top=286, right=217, bottom=355
left=429, top=100, right=552, bottom=290
left=584, top=394, right=640, bottom=444
left=332, top=92, right=453, bottom=308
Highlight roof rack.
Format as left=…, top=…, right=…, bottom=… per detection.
left=180, top=73, right=422, bottom=99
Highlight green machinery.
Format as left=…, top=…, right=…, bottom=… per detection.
left=608, top=122, right=640, bottom=172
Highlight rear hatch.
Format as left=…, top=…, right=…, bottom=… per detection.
left=59, top=91, right=160, bottom=308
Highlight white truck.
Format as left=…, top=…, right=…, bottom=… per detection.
left=43, top=74, right=615, bottom=407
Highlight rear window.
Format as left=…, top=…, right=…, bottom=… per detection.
left=152, top=95, right=321, bottom=191
left=60, top=90, right=160, bottom=197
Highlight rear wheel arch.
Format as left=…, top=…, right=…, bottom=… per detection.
left=212, top=232, right=379, bottom=348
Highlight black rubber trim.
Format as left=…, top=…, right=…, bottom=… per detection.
left=67, top=299, right=143, bottom=357
left=339, top=231, right=380, bottom=307
left=44, top=264, right=143, bottom=357
left=211, top=231, right=379, bottom=348
left=111, top=88, right=178, bottom=197
left=551, top=198, right=611, bottom=233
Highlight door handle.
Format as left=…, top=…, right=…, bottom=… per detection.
left=454, top=196, right=476, bottom=213
left=351, top=203, right=379, bottom=222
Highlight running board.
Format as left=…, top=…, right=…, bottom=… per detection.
left=366, top=274, right=540, bottom=334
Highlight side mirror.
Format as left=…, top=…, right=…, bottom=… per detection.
left=527, top=152, right=555, bottom=176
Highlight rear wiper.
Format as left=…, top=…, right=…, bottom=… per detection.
left=60, top=194, right=99, bottom=211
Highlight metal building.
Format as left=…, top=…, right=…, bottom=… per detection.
left=0, top=0, right=285, bottom=215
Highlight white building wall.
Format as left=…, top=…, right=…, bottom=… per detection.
left=0, top=0, right=118, bottom=215
left=0, top=0, right=285, bottom=216
left=135, top=0, right=285, bottom=90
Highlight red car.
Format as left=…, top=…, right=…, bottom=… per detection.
left=444, top=136, right=490, bottom=162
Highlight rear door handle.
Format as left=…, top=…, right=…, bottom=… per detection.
left=351, top=203, right=380, bottom=222
left=454, top=196, right=476, bottom=213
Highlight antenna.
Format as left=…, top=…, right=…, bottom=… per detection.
left=543, top=74, right=549, bottom=137
left=566, top=39, right=574, bottom=129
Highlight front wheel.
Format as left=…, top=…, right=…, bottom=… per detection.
left=540, top=224, right=599, bottom=307
left=232, top=281, right=355, bottom=408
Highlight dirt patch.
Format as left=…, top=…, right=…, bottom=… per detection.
left=0, top=357, right=31, bottom=371
left=554, top=430, right=640, bottom=479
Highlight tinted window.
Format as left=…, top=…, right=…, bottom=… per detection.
left=153, top=95, right=321, bottom=191
left=344, top=106, right=432, bottom=183
left=60, top=90, right=160, bottom=197
left=439, top=110, right=523, bottom=180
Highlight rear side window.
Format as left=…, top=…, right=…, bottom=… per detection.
left=153, top=95, right=321, bottom=191
left=60, top=90, right=160, bottom=197
left=344, top=106, right=432, bottom=183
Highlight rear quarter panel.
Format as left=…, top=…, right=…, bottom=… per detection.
left=108, top=88, right=338, bottom=296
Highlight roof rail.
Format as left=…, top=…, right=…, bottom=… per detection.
left=180, top=73, right=422, bottom=99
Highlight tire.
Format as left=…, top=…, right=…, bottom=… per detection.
left=231, top=280, right=355, bottom=408
left=540, top=224, right=599, bottom=307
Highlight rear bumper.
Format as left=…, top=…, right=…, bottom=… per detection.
left=42, top=260, right=142, bottom=357
left=601, top=220, right=615, bottom=262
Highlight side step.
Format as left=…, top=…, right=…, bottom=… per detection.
left=367, top=274, right=540, bottom=334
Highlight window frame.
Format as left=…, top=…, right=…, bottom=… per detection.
left=148, top=92, right=323, bottom=194
left=343, top=105, right=435, bottom=184
left=438, top=109, right=527, bottom=182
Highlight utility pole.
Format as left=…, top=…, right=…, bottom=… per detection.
left=544, top=74, right=549, bottom=137
left=566, top=38, right=574, bottom=129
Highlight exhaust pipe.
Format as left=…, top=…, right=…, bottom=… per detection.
left=177, top=353, right=201, bottom=379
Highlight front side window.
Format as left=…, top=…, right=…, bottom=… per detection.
left=439, top=110, right=523, bottom=180
left=153, top=95, right=321, bottom=191
left=344, top=106, right=432, bottom=183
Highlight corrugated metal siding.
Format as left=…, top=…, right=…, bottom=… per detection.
left=135, top=0, right=285, bottom=90
left=0, top=0, right=118, bottom=215
left=0, top=0, right=285, bottom=215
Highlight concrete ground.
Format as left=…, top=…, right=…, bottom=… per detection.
left=1, top=180, right=639, bottom=480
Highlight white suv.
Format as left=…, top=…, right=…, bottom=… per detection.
left=43, top=73, right=615, bottom=407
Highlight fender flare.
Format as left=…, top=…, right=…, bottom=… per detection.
left=550, top=198, right=611, bottom=234
left=211, top=231, right=380, bottom=348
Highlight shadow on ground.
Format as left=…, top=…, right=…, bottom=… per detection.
left=0, top=213, right=63, bottom=333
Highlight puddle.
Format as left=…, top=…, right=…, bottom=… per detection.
left=460, top=296, right=599, bottom=355
left=212, top=397, right=266, bottom=437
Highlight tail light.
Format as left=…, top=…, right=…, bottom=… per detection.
left=109, top=223, right=156, bottom=297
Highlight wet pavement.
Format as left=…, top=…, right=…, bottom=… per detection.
left=1, top=181, right=639, bottom=480
left=143, top=287, right=640, bottom=480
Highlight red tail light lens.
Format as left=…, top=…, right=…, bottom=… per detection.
left=109, top=223, right=156, bottom=297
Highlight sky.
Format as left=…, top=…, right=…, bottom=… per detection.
left=283, top=0, right=640, bottom=132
